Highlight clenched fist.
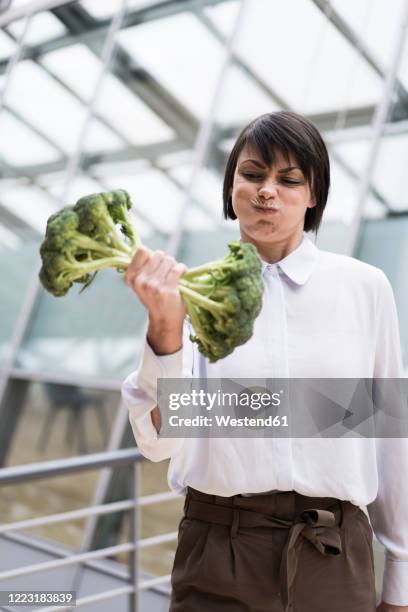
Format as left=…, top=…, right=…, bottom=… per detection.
left=124, top=246, right=187, bottom=355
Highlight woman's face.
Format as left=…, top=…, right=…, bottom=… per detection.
left=231, top=146, right=316, bottom=245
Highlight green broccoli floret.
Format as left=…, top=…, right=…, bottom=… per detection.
left=39, top=190, right=264, bottom=362
left=39, top=191, right=137, bottom=297
left=178, top=241, right=263, bottom=362
left=102, top=189, right=137, bottom=245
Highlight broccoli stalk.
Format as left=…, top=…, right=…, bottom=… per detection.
left=39, top=189, right=263, bottom=362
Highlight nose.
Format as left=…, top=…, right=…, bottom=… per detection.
left=258, top=178, right=278, bottom=200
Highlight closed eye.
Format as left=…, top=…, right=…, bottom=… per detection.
left=241, top=172, right=304, bottom=185
left=241, top=172, right=262, bottom=179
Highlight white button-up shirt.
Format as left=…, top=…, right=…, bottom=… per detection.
left=122, top=233, right=408, bottom=605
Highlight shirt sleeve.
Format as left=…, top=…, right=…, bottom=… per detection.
left=366, top=271, right=408, bottom=605
left=121, top=320, right=194, bottom=462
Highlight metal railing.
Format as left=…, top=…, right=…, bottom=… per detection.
left=0, top=448, right=180, bottom=611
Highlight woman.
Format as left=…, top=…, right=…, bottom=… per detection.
left=122, top=111, right=408, bottom=612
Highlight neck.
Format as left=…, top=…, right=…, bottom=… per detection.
left=240, top=228, right=304, bottom=263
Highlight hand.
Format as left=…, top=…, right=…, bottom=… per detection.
left=124, top=246, right=187, bottom=354
left=377, top=602, right=408, bottom=611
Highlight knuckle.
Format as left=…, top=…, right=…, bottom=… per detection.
left=134, top=275, right=147, bottom=291
left=172, top=262, right=187, bottom=275
left=134, top=247, right=148, bottom=263
left=137, top=245, right=151, bottom=258
left=149, top=278, right=160, bottom=291
left=153, top=250, right=165, bottom=260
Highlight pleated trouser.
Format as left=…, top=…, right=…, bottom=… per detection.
left=169, top=487, right=376, bottom=612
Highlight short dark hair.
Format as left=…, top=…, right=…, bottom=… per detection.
left=222, top=111, right=330, bottom=233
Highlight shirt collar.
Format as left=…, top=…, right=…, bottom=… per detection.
left=261, top=233, right=319, bottom=285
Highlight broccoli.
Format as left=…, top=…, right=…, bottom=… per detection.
left=39, top=191, right=135, bottom=297
left=39, top=190, right=264, bottom=362
left=178, top=241, right=263, bottom=361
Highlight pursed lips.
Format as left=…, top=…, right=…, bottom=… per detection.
left=253, top=205, right=280, bottom=213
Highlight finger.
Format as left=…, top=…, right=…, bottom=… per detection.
left=125, top=249, right=164, bottom=287
left=142, top=250, right=166, bottom=275
left=124, top=246, right=151, bottom=283
left=164, top=262, right=188, bottom=287
left=139, top=256, right=177, bottom=294
left=153, top=255, right=178, bottom=284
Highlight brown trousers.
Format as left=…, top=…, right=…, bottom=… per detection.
left=170, top=487, right=376, bottom=612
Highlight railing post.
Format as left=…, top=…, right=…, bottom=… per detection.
left=129, top=460, right=141, bottom=611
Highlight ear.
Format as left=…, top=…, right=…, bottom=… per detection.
left=307, top=200, right=317, bottom=208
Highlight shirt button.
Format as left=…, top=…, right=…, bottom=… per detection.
left=266, top=264, right=277, bottom=274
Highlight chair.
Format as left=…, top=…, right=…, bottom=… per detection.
left=37, top=383, right=109, bottom=454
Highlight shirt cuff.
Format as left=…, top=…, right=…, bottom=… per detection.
left=121, top=372, right=156, bottom=422
left=136, top=338, right=183, bottom=403
left=382, top=557, right=408, bottom=605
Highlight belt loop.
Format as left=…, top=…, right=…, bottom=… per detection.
left=230, top=508, right=240, bottom=539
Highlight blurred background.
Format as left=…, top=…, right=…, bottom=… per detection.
left=0, top=0, right=407, bottom=609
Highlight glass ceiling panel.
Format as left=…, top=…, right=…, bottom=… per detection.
left=0, top=184, right=57, bottom=234
left=323, top=155, right=383, bottom=225
left=36, top=171, right=154, bottom=239
left=330, top=0, right=407, bottom=70
left=203, top=0, right=279, bottom=125
left=90, top=158, right=150, bottom=177
left=168, top=164, right=225, bottom=221
left=0, top=29, right=17, bottom=60
left=203, top=0, right=241, bottom=29
left=7, top=11, right=67, bottom=46
left=0, top=109, right=59, bottom=165
left=103, top=168, right=184, bottom=234
left=216, top=64, right=279, bottom=125
left=80, top=0, right=123, bottom=19
left=42, top=44, right=174, bottom=145
left=9, top=0, right=34, bottom=8
left=41, top=44, right=100, bottom=101
left=216, top=0, right=383, bottom=114
left=118, top=12, right=229, bottom=120
left=333, top=133, right=408, bottom=212
left=203, top=0, right=278, bottom=126
left=37, top=173, right=105, bottom=202
left=3, top=61, right=123, bottom=154
left=321, top=157, right=358, bottom=224
left=155, top=150, right=192, bottom=170
left=81, top=0, right=162, bottom=20
left=331, top=138, right=371, bottom=178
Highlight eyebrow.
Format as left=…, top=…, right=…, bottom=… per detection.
left=239, top=160, right=301, bottom=172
